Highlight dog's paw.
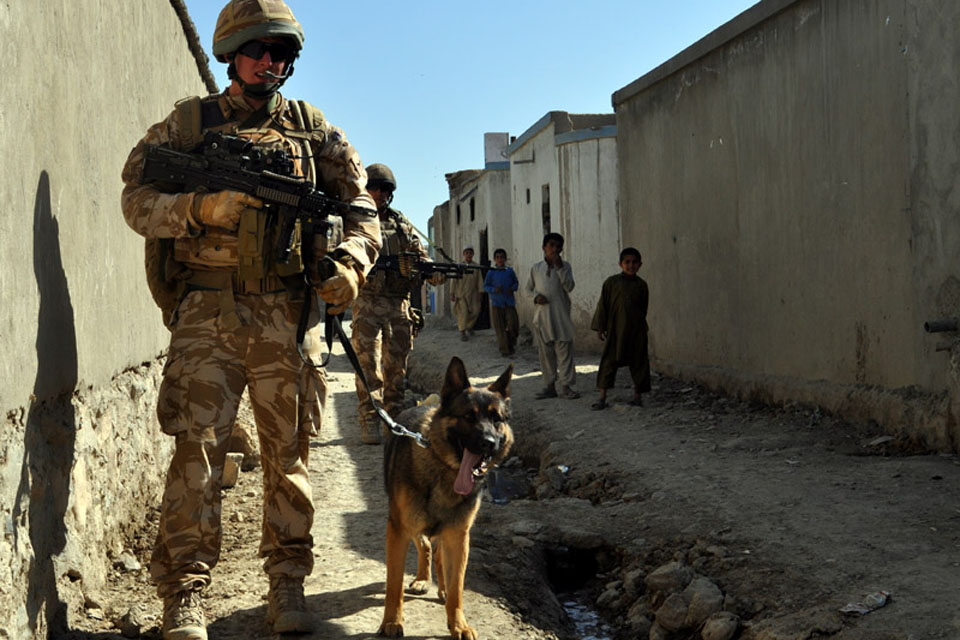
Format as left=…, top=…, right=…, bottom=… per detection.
left=437, top=587, right=447, bottom=603
left=406, top=579, right=431, bottom=595
left=449, top=623, right=477, bottom=640
left=378, top=620, right=405, bottom=637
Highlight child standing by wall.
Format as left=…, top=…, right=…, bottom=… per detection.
left=591, top=247, right=651, bottom=409
left=484, top=248, right=519, bottom=356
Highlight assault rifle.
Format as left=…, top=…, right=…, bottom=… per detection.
left=140, top=131, right=376, bottom=266
left=369, top=252, right=502, bottom=280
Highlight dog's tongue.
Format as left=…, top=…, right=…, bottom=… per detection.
left=454, top=449, right=482, bottom=495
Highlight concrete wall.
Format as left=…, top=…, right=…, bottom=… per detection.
left=430, top=202, right=454, bottom=317
left=0, top=2, right=207, bottom=635
left=478, top=169, right=513, bottom=260
left=613, top=0, right=960, bottom=449
left=508, top=113, right=620, bottom=349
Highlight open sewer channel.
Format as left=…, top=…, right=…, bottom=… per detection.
left=547, top=546, right=615, bottom=639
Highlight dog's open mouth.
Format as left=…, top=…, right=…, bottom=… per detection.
left=454, top=449, right=490, bottom=495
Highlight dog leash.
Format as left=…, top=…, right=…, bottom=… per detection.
left=322, top=311, right=430, bottom=448
left=297, top=258, right=429, bottom=448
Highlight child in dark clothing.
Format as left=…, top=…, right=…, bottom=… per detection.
left=590, top=247, right=651, bottom=409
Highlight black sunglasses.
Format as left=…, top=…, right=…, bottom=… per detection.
left=236, top=40, right=294, bottom=63
left=367, top=181, right=394, bottom=193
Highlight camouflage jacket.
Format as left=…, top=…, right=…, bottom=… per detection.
left=120, top=91, right=380, bottom=280
left=358, top=207, right=428, bottom=300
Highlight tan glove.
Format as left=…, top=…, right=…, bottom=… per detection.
left=429, top=272, right=447, bottom=286
left=191, top=190, right=263, bottom=230
left=315, top=259, right=361, bottom=315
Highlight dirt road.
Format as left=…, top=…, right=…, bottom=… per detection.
left=72, top=318, right=960, bottom=639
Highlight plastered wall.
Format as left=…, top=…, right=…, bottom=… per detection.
left=0, top=1, right=208, bottom=635
left=614, top=0, right=960, bottom=448
left=509, top=119, right=621, bottom=348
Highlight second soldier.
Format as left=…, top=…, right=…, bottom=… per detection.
left=351, top=164, right=443, bottom=444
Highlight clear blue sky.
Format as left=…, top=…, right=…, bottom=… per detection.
left=184, top=1, right=757, bottom=234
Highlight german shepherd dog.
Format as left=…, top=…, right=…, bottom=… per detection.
left=378, top=356, right=514, bottom=639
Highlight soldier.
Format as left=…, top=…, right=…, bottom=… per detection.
left=120, top=1, right=380, bottom=638
left=450, top=245, right=483, bottom=340
left=351, top=164, right=443, bottom=444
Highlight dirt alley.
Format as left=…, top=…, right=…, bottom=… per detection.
left=70, top=317, right=960, bottom=639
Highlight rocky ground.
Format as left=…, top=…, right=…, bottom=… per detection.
left=68, top=317, right=960, bottom=639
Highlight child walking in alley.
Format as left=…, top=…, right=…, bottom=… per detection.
left=484, top=248, right=519, bottom=356
left=591, top=247, right=651, bottom=409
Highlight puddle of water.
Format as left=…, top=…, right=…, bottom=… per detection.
left=561, top=598, right=615, bottom=640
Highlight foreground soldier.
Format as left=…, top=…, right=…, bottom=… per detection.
left=351, top=164, right=442, bottom=444
left=120, top=1, right=379, bottom=637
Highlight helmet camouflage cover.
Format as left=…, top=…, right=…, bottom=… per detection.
left=213, top=0, right=305, bottom=62
left=366, top=163, right=397, bottom=191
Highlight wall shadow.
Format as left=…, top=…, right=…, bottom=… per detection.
left=12, top=171, right=80, bottom=637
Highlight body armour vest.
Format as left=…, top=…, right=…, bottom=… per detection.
left=360, top=208, right=419, bottom=299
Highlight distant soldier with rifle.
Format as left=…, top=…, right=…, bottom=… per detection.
left=351, top=164, right=444, bottom=444
left=119, top=1, right=380, bottom=638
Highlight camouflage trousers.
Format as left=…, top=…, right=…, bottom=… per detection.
left=351, top=294, right=414, bottom=430
left=151, top=289, right=324, bottom=597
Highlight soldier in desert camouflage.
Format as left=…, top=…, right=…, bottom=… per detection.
left=351, top=164, right=444, bottom=444
left=119, top=1, right=380, bottom=638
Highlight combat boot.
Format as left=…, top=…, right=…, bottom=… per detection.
left=360, top=420, right=382, bottom=445
left=267, top=576, right=313, bottom=633
left=161, top=588, right=206, bottom=640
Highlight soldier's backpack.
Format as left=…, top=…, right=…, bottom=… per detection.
left=142, top=95, right=325, bottom=329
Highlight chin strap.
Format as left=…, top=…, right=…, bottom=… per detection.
left=227, top=60, right=296, bottom=99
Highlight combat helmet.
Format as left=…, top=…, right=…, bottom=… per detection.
left=366, top=164, right=397, bottom=192
left=213, top=0, right=304, bottom=98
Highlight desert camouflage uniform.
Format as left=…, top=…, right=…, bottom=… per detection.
left=351, top=209, right=428, bottom=436
left=121, top=90, right=379, bottom=597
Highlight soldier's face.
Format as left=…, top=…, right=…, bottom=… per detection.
left=367, top=186, right=391, bottom=210
left=463, top=249, right=474, bottom=262
left=234, top=38, right=288, bottom=85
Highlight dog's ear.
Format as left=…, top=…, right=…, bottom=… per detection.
left=441, top=356, right=470, bottom=405
left=488, top=363, right=513, bottom=398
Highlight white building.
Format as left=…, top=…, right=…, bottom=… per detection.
left=507, top=112, right=620, bottom=345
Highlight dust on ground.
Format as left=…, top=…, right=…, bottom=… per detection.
left=71, top=317, right=960, bottom=639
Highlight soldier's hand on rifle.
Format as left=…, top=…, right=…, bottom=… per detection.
left=429, top=273, right=446, bottom=286
left=192, top=190, right=263, bottom=230
left=315, top=259, right=361, bottom=315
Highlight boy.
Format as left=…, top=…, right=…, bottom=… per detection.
left=590, top=247, right=651, bottom=409
left=484, top=248, right=519, bottom=356
left=450, top=245, right=483, bottom=340
left=526, top=233, right=579, bottom=399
